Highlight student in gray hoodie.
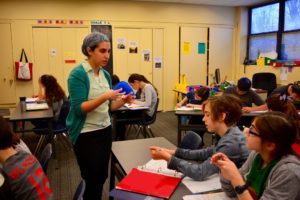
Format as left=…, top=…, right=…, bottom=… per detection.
left=149, top=94, right=249, bottom=181
left=211, top=112, right=300, bottom=200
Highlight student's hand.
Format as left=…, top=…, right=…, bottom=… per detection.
left=176, top=103, right=182, bottom=108
left=210, top=153, right=240, bottom=181
left=105, top=89, right=123, bottom=100
left=35, top=97, right=42, bottom=103
left=186, top=103, right=193, bottom=107
left=149, top=146, right=172, bottom=161
left=242, top=106, right=253, bottom=113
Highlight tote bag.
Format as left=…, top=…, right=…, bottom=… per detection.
left=15, top=49, right=33, bottom=80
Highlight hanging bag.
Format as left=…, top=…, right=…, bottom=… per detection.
left=15, top=49, right=33, bottom=80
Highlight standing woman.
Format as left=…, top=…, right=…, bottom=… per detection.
left=67, top=32, right=130, bottom=199
left=128, top=73, right=158, bottom=120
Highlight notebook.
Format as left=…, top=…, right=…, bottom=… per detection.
left=109, top=188, right=164, bottom=200
left=116, top=167, right=181, bottom=199
left=183, top=192, right=235, bottom=200
left=175, top=106, right=202, bottom=111
left=26, top=102, right=49, bottom=111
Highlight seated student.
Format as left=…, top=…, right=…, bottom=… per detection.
left=177, top=87, right=210, bottom=147
left=266, top=94, right=300, bottom=155
left=149, top=95, right=249, bottom=181
left=211, top=112, right=300, bottom=200
left=112, top=74, right=120, bottom=88
left=176, top=87, right=210, bottom=109
left=0, top=116, right=53, bottom=200
left=255, top=81, right=300, bottom=112
left=223, top=77, right=265, bottom=113
left=128, top=73, right=158, bottom=120
left=32, top=74, right=67, bottom=128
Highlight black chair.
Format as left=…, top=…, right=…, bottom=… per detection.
left=73, top=180, right=86, bottom=200
left=135, top=98, right=159, bottom=138
left=252, top=72, right=277, bottom=96
left=38, top=143, right=52, bottom=174
left=35, top=99, right=71, bottom=155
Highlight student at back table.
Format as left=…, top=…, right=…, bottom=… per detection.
left=150, top=95, right=249, bottom=181
left=223, top=77, right=265, bottom=113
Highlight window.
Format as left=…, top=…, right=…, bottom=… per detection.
left=248, top=0, right=300, bottom=61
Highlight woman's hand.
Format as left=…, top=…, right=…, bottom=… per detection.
left=105, top=89, right=123, bottom=100
left=211, top=152, right=241, bottom=181
left=149, top=146, right=172, bottom=161
left=176, top=103, right=182, bottom=108
left=122, top=94, right=133, bottom=104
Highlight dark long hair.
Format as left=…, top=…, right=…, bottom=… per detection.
left=255, top=112, right=297, bottom=157
left=0, top=116, right=13, bottom=150
left=40, top=74, right=66, bottom=106
left=128, top=73, right=158, bottom=95
left=267, top=94, right=300, bottom=141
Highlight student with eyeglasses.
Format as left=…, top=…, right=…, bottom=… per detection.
left=211, top=112, right=300, bottom=200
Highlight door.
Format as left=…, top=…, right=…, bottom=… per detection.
left=180, top=27, right=208, bottom=86
left=0, top=23, right=15, bottom=104
left=32, top=27, right=89, bottom=95
left=209, top=27, right=234, bottom=84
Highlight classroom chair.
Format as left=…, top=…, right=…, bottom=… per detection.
left=252, top=72, right=277, bottom=96
left=38, top=143, right=52, bottom=174
left=135, top=98, right=159, bottom=138
left=34, top=99, right=71, bottom=155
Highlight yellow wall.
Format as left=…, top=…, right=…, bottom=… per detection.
left=0, top=0, right=236, bottom=111
left=236, top=7, right=300, bottom=86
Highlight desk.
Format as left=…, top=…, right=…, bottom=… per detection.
left=110, top=137, right=192, bottom=200
left=175, top=110, right=265, bottom=146
left=111, top=106, right=149, bottom=140
left=10, top=102, right=54, bottom=134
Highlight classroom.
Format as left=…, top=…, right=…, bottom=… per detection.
left=0, top=0, right=300, bottom=199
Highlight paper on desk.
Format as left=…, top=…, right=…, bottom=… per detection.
left=139, top=159, right=183, bottom=178
left=176, top=106, right=202, bottom=111
left=182, top=174, right=221, bottom=193
left=250, top=110, right=268, bottom=114
left=26, top=102, right=49, bottom=111
left=124, top=103, right=148, bottom=110
left=183, top=192, right=236, bottom=200
left=26, top=97, right=38, bottom=102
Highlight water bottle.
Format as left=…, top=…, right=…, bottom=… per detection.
left=19, top=97, right=26, bottom=112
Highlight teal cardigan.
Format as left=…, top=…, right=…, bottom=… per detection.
left=66, top=64, right=112, bottom=144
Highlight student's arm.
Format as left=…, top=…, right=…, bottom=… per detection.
left=242, top=104, right=268, bottom=113
left=176, top=97, right=188, bottom=107
left=168, top=156, right=219, bottom=181
left=110, top=94, right=133, bottom=111
left=134, top=86, right=153, bottom=107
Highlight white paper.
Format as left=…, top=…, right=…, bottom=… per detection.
left=182, top=174, right=221, bottom=193
left=26, top=102, right=49, bottom=111
left=124, top=103, right=148, bottom=110
left=138, top=159, right=183, bottom=178
left=280, top=67, right=288, bottom=81
left=183, top=192, right=235, bottom=200
left=26, top=97, right=38, bottom=103
left=175, top=106, right=202, bottom=111
left=142, top=49, right=151, bottom=62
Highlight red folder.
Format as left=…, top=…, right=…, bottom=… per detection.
left=116, top=168, right=181, bottom=199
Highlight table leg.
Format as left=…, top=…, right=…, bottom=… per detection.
left=177, top=115, right=181, bottom=146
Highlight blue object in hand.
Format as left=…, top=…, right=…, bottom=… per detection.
left=113, top=81, right=135, bottom=96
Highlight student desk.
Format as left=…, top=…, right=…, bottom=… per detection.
left=9, top=102, right=54, bottom=135
left=109, top=137, right=192, bottom=200
left=175, top=110, right=265, bottom=146
left=111, top=106, right=149, bottom=140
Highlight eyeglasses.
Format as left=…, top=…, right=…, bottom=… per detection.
left=244, top=125, right=261, bottom=137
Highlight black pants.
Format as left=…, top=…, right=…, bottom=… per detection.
left=188, top=116, right=206, bottom=147
left=74, top=126, right=112, bottom=200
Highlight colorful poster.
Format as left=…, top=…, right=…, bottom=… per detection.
left=198, top=42, right=206, bottom=54
left=182, top=42, right=191, bottom=55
